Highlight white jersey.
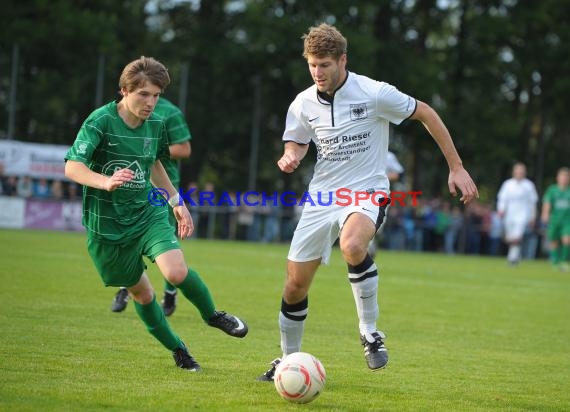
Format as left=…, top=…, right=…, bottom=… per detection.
left=283, top=72, right=416, bottom=195
left=497, top=178, right=538, bottom=222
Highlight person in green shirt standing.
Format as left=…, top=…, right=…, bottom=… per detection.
left=111, top=96, right=191, bottom=316
left=65, top=56, right=248, bottom=371
left=541, top=167, right=570, bottom=271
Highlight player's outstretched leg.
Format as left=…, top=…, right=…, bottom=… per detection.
left=111, top=287, right=129, bottom=312
left=176, top=268, right=248, bottom=338
left=348, top=254, right=388, bottom=370
left=133, top=293, right=200, bottom=371
left=162, top=280, right=177, bottom=317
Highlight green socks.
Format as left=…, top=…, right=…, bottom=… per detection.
left=164, top=280, right=177, bottom=293
left=550, top=246, right=560, bottom=265
left=176, top=268, right=216, bottom=321
left=134, top=296, right=182, bottom=351
left=134, top=268, right=216, bottom=351
left=562, top=245, right=570, bottom=263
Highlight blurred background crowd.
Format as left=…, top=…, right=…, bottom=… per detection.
left=0, top=170, right=545, bottom=260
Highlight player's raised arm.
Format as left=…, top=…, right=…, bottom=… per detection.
left=410, top=100, right=479, bottom=204
left=277, top=141, right=309, bottom=173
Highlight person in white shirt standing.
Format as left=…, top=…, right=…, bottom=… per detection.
left=257, top=23, right=478, bottom=381
left=497, top=162, right=538, bottom=265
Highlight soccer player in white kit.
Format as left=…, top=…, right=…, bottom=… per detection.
left=257, top=23, right=478, bottom=380
left=497, top=162, right=538, bottom=265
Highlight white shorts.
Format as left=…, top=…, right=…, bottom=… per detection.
left=288, top=195, right=389, bottom=265
left=503, top=217, right=527, bottom=241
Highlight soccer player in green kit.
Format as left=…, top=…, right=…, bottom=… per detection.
left=65, top=56, right=248, bottom=371
left=111, top=96, right=191, bottom=316
left=541, top=167, right=570, bottom=271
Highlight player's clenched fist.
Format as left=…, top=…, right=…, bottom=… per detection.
left=278, top=152, right=301, bottom=173
left=106, top=168, right=134, bottom=191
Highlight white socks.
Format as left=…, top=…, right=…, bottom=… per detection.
left=279, top=297, right=308, bottom=357
left=508, top=244, right=521, bottom=262
left=348, top=255, right=379, bottom=335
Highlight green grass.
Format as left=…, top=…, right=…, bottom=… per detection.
left=0, top=229, right=568, bottom=411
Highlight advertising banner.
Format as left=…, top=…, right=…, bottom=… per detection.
left=0, top=140, right=69, bottom=180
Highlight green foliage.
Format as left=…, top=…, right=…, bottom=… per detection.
left=0, top=0, right=568, bottom=195
left=1, top=229, right=569, bottom=411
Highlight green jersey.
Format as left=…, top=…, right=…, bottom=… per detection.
left=543, top=184, right=570, bottom=223
left=153, top=97, right=191, bottom=188
left=65, top=101, right=170, bottom=243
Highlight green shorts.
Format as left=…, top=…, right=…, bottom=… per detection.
left=168, top=207, right=178, bottom=232
left=547, top=219, right=570, bottom=241
left=87, top=217, right=180, bottom=287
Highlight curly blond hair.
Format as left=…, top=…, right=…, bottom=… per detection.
left=119, top=56, right=170, bottom=92
left=302, top=23, right=347, bottom=59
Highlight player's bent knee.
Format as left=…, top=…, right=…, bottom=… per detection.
left=340, top=240, right=368, bottom=262
left=164, top=266, right=188, bottom=286
left=130, top=289, right=154, bottom=305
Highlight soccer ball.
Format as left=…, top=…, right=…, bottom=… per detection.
left=274, top=352, right=326, bottom=404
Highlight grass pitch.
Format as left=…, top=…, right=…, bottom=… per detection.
left=0, top=229, right=568, bottom=411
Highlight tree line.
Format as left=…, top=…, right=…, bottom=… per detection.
left=1, top=0, right=568, bottom=200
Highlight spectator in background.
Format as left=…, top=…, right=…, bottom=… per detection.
left=66, top=181, right=80, bottom=201
left=246, top=193, right=263, bottom=241
left=16, top=176, right=33, bottom=198
left=237, top=199, right=256, bottom=240
left=383, top=206, right=406, bottom=250
left=32, top=177, right=51, bottom=199
left=51, top=180, right=64, bottom=200
left=412, top=199, right=425, bottom=251
left=465, top=201, right=483, bottom=254
left=541, top=167, right=570, bottom=271
left=198, top=181, right=215, bottom=238
left=3, top=175, right=17, bottom=196
left=487, top=206, right=503, bottom=256
left=434, top=200, right=451, bottom=252
left=421, top=199, right=438, bottom=251
left=497, top=162, right=538, bottom=265
left=403, top=207, right=417, bottom=251
left=0, top=164, right=6, bottom=195
left=185, top=181, right=200, bottom=238
left=262, top=201, right=282, bottom=243
left=221, top=191, right=239, bottom=240
left=444, top=205, right=464, bottom=254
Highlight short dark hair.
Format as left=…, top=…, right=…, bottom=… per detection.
left=119, top=56, right=170, bottom=92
